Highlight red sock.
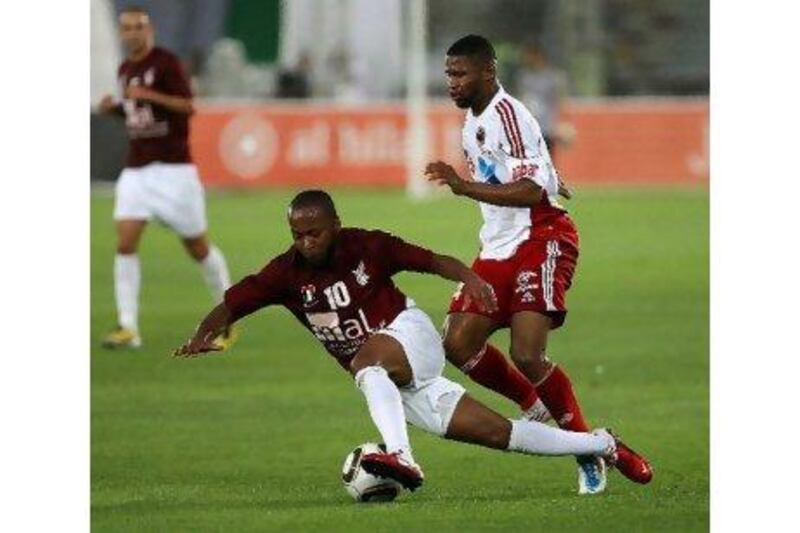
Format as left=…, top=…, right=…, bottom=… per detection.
left=535, top=365, right=590, bottom=432
left=462, top=344, right=539, bottom=410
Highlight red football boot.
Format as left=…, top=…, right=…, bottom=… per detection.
left=360, top=451, right=425, bottom=491
left=608, top=430, right=653, bottom=484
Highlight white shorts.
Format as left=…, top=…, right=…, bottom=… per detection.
left=377, top=306, right=466, bottom=437
left=113, top=162, right=208, bottom=238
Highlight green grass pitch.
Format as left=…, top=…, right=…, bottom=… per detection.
left=91, top=186, right=708, bottom=531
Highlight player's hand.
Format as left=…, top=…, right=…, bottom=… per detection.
left=125, top=85, right=159, bottom=102
left=460, top=273, right=499, bottom=314
left=173, top=329, right=223, bottom=358
left=98, top=95, right=118, bottom=114
left=425, top=161, right=468, bottom=195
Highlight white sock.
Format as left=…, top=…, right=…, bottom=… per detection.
left=114, top=254, right=140, bottom=332
left=354, top=366, right=413, bottom=461
left=507, top=419, right=610, bottom=456
left=200, top=245, right=231, bottom=303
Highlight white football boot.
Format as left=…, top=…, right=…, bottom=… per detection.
left=575, top=429, right=617, bottom=495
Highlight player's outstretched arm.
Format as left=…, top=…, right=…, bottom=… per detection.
left=173, top=303, right=234, bottom=358
left=425, top=161, right=542, bottom=207
left=429, top=254, right=498, bottom=314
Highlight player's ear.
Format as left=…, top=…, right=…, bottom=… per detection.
left=484, top=59, right=497, bottom=81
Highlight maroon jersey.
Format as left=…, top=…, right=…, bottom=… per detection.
left=117, top=47, right=192, bottom=167
left=224, top=228, right=435, bottom=369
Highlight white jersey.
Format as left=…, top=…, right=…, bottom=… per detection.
left=461, top=85, right=565, bottom=260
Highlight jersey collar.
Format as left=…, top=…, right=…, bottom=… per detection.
left=469, top=84, right=508, bottom=120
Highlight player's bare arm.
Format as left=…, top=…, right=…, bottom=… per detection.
left=426, top=160, right=572, bottom=203
left=425, top=160, right=542, bottom=207
left=174, top=303, right=232, bottom=357
left=125, top=85, right=195, bottom=115
left=429, top=253, right=498, bottom=314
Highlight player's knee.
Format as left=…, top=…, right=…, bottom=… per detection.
left=185, top=241, right=209, bottom=262
left=509, top=343, right=531, bottom=365
left=349, top=354, right=383, bottom=378
left=116, top=242, right=138, bottom=255
left=510, top=344, right=544, bottom=374
left=442, top=325, right=480, bottom=367
left=348, top=356, right=367, bottom=377
left=351, top=364, right=387, bottom=388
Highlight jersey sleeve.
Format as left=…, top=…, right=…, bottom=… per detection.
left=161, top=53, right=192, bottom=98
left=224, top=258, right=286, bottom=321
left=495, top=102, right=552, bottom=188
left=373, top=231, right=435, bottom=276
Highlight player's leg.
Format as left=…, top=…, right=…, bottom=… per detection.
left=157, top=164, right=236, bottom=349
left=104, top=218, right=148, bottom=348
left=508, top=314, right=653, bottom=486
left=104, top=166, right=152, bottom=349
left=509, top=311, right=590, bottom=432
left=156, top=164, right=232, bottom=304
left=508, top=311, right=608, bottom=493
left=443, top=308, right=546, bottom=418
left=181, top=233, right=231, bottom=304
left=180, top=233, right=236, bottom=350
left=444, top=392, right=615, bottom=458
left=349, top=333, right=423, bottom=490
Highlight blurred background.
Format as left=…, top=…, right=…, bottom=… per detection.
left=90, top=0, right=709, bottom=192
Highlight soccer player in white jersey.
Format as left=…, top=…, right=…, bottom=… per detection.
left=425, top=35, right=653, bottom=494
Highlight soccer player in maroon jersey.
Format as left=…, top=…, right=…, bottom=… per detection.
left=174, top=190, right=624, bottom=493
left=97, top=7, right=233, bottom=350
left=425, top=35, right=652, bottom=493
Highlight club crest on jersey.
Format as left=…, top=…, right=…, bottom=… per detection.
left=144, top=68, right=155, bottom=86
left=301, top=284, right=318, bottom=307
left=476, top=126, right=486, bottom=146
left=352, top=261, right=370, bottom=286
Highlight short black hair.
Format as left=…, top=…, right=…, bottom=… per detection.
left=119, top=5, right=150, bottom=16
left=289, top=190, right=338, bottom=218
left=446, top=35, right=496, bottom=65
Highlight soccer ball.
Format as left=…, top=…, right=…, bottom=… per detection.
left=341, top=442, right=402, bottom=502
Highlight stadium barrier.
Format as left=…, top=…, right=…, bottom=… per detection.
left=90, top=99, right=708, bottom=187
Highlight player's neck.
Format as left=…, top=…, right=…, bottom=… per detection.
left=128, top=44, right=154, bottom=63
left=471, top=83, right=500, bottom=116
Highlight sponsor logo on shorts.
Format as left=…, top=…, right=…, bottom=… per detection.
left=520, top=291, right=535, bottom=303
left=516, top=271, right=537, bottom=292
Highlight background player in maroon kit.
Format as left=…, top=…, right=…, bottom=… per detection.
left=98, top=7, right=232, bottom=349
left=425, top=35, right=652, bottom=494
left=174, top=190, right=624, bottom=492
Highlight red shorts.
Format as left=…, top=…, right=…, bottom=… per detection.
left=449, top=216, right=579, bottom=329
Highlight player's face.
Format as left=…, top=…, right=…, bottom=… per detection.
left=119, top=12, right=153, bottom=55
left=288, top=207, right=341, bottom=266
left=445, top=55, right=486, bottom=109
